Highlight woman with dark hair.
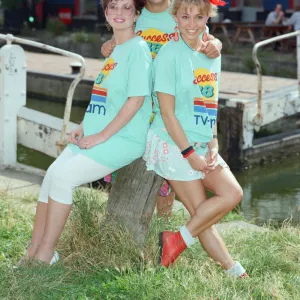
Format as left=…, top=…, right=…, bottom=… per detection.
left=17, top=0, right=152, bottom=265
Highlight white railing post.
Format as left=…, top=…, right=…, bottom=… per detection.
left=0, top=44, right=26, bottom=167
left=0, top=33, right=86, bottom=156
left=252, top=30, right=300, bottom=131
left=297, top=34, right=300, bottom=97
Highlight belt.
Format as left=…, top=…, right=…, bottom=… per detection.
left=193, top=142, right=207, bottom=149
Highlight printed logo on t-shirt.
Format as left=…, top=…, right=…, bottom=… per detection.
left=193, top=68, right=218, bottom=129
left=87, top=58, right=117, bottom=116
left=136, top=28, right=175, bottom=59
left=86, top=88, right=107, bottom=116
left=95, top=57, right=118, bottom=85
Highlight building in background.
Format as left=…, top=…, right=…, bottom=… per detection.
left=215, top=0, right=300, bottom=22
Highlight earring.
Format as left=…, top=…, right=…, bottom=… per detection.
left=106, top=22, right=111, bottom=31
left=174, top=25, right=179, bottom=42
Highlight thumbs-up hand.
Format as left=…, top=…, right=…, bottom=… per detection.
left=196, top=31, right=210, bottom=52
left=197, top=32, right=221, bottom=59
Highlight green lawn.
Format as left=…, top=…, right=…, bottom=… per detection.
left=1, top=189, right=300, bottom=299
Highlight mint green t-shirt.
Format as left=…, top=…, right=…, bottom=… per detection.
left=151, top=37, right=221, bottom=145
left=69, top=36, right=152, bottom=169
left=135, top=6, right=209, bottom=117
left=135, top=7, right=176, bottom=59
left=135, top=6, right=209, bottom=59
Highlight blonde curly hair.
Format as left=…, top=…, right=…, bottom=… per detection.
left=171, top=0, right=218, bottom=17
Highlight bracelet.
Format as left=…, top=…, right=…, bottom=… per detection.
left=213, top=134, right=218, bottom=139
left=181, top=146, right=195, bottom=158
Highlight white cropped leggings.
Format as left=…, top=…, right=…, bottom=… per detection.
left=38, top=147, right=115, bottom=205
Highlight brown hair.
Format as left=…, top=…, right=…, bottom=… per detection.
left=172, top=0, right=217, bottom=17
left=102, top=0, right=146, bottom=15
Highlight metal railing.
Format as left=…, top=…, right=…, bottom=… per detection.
left=252, top=30, right=300, bottom=131
left=0, top=33, right=86, bottom=153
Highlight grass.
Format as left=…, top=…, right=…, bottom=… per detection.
left=222, top=43, right=297, bottom=78
left=0, top=189, right=300, bottom=299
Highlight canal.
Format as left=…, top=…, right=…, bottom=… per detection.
left=21, top=98, right=300, bottom=226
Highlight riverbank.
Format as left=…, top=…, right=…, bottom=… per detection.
left=1, top=188, right=299, bottom=299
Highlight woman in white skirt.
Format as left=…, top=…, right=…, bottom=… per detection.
left=143, top=0, right=248, bottom=278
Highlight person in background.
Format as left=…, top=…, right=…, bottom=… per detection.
left=265, top=3, right=285, bottom=25
left=265, top=4, right=286, bottom=51
left=284, top=6, right=300, bottom=31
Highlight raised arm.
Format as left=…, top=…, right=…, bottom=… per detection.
left=197, top=32, right=222, bottom=59
left=101, top=37, right=116, bottom=58
left=274, top=11, right=284, bottom=24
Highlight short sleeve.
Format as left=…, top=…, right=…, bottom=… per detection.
left=127, top=41, right=152, bottom=97
left=153, top=47, right=176, bottom=96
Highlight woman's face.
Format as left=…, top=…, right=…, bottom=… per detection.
left=174, top=4, right=209, bottom=43
left=105, top=0, right=137, bottom=31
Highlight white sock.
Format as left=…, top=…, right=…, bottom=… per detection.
left=179, top=226, right=196, bottom=248
left=224, top=261, right=246, bottom=278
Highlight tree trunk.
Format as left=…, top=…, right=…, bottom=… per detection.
left=219, top=104, right=244, bottom=169
left=107, top=158, right=164, bottom=244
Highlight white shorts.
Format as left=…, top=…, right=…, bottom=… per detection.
left=143, top=129, right=228, bottom=181
left=38, top=147, right=115, bottom=205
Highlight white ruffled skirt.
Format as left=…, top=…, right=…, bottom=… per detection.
left=143, top=129, right=228, bottom=181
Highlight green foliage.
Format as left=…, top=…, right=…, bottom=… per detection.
left=46, top=19, right=67, bottom=36
left=72, top=30, right=98, bottom=44
left=0, top=199, right=32, bottom=271
left=0, top=0, right=22, bottom=10
left=243, top=55, right=267, bottom=75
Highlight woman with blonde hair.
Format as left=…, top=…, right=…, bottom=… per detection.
left=143, top=0, right=248, bottom=278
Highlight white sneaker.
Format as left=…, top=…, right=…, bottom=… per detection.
left=224, top=261, right=249, bottom=279
left=50, top=251, right=59, bottom=265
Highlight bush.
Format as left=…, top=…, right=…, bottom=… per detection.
left=46, top=18, right=67, bottom=36
left=72, top=31, right=98, bottom=44
left=0, top=0, right=22, bottom=10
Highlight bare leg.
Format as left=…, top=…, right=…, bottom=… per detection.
left=35, top=198, right=72, bottom=263
left=184, top=166, right=243, bottom=237
left=27, top=202, right=48, bottom=258
left=21, top=148, right=76, bottom=262
left=169, top=178, right=234, bottom=270
left=33, top=153, right=115, bottom=264
left=15, top=202, right=48, bottom=265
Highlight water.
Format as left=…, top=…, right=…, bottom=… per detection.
left=26, top=98, right=86, bottom=124
left=236, top=158, right=300, bottom=226
left=20, top=98, right=300, bottom=226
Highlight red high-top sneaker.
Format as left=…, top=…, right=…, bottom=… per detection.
left=158, top=231, right=187, bottom=267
